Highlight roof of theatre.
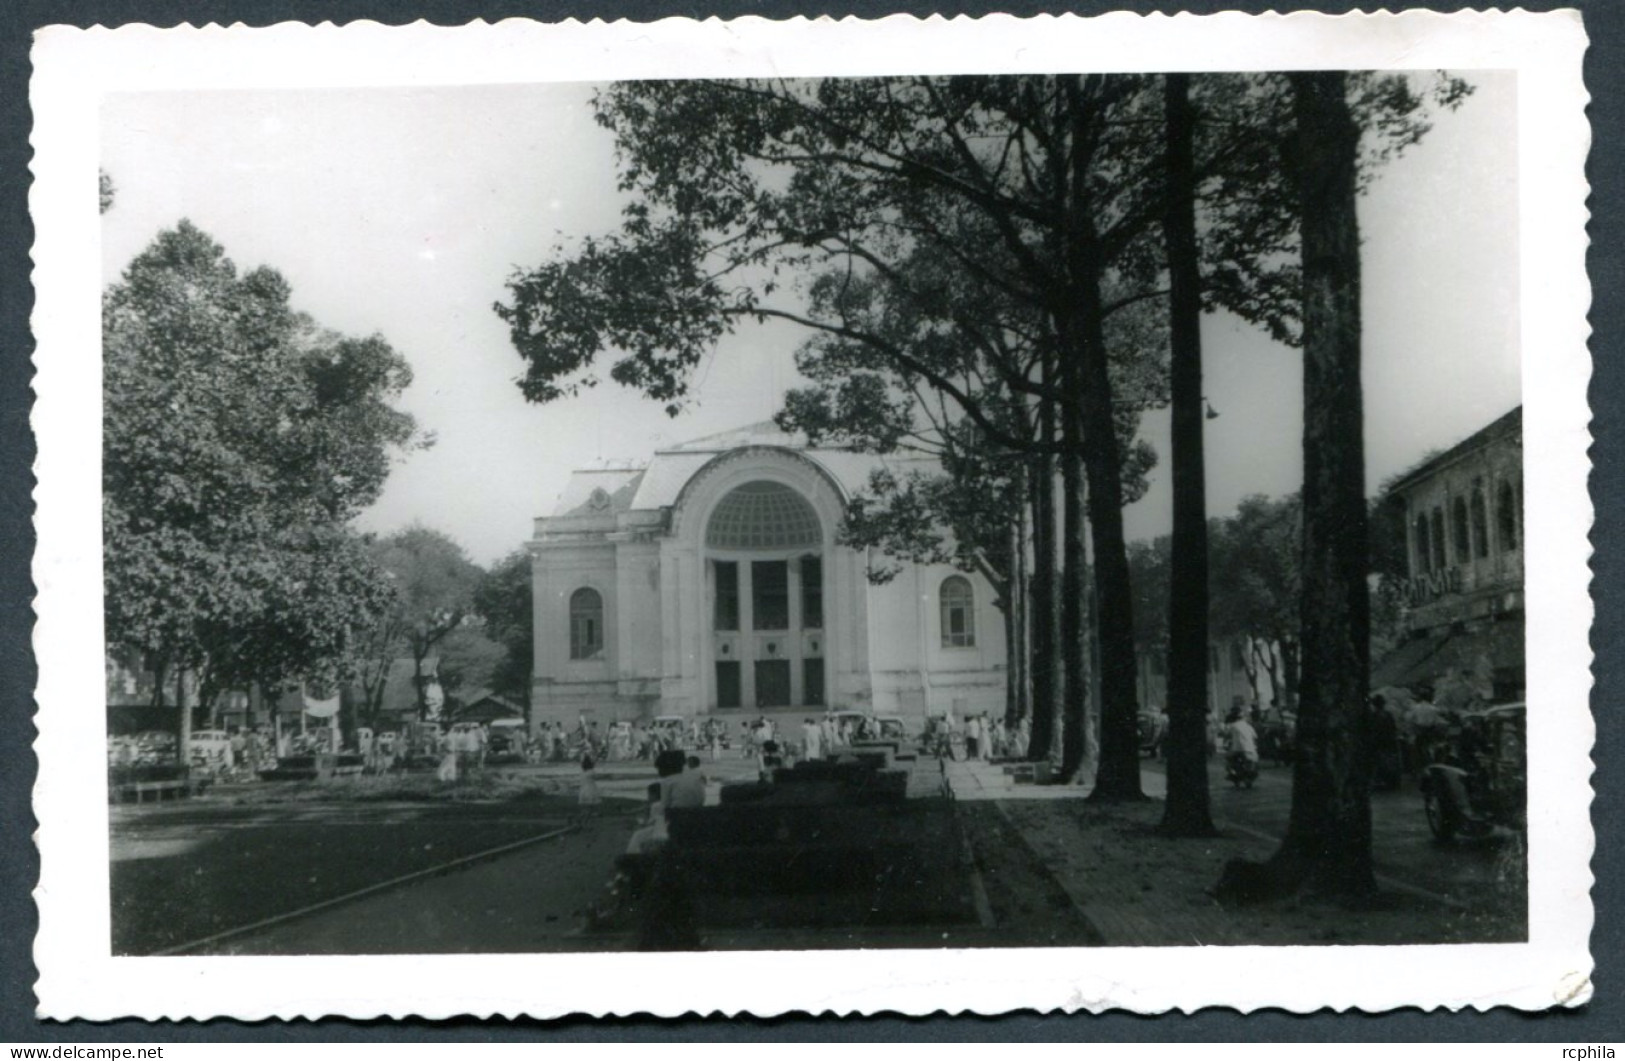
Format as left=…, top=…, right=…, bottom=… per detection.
left=548, top=420, right=937, bottom=518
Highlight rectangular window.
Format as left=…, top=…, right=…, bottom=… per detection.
left=755, top=659, right=791, bottom=707
left=752, top=560, right=789, bottom=631
left=571, top=616, right=598, bottom=658
left=715, top=660, right=742, bottom=709
left=801, top=555, right=823, bottom=629
left=1472, top=490, right=1491, bottom=560
left=714, top=561, right=739, bottom=631
left=803, top=657, right=825, bottom=707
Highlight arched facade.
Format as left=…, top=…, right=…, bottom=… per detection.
left=659, top=446, right=869, bottom=717
left=528, top=424, right=1007, bottom=732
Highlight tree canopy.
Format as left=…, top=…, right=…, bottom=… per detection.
left=365, top=525, right=485, bottom=720
left=103, top=220, right=420, bottom=710
left=495, top=72, right=1467, bottom=795
left=473, top=549, right=536, bottom=710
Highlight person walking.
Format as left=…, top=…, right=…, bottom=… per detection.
left=577, top=752, right=602, bottom=811
left=804, top=717, right=823, bottom=761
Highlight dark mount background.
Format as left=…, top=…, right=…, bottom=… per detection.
left=1, top=0, right=1618, bottom=1042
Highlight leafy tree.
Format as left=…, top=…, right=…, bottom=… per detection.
left=102, top=221, right=418, bottom=747
left=1126, top=537, right=1172, bottom=668
left=1210, top=495, right=1302, bottom=708
left=781, top=256, right=1160, bottom=770
left=495, top=72, right=1464, bottom=797
left=99, top=170, right=115, bottom=215
left=367, top=526, right=484, bottom=721
left=437, top=622, right=508, bottom=711
left=497, top=75, right=1178, bottom=793
left=474, top=549, right=536, bottom=712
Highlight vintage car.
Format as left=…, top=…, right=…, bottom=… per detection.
left=822, top=710, right=912, bottom=744
left=1420, top=702, right=1526, bottom=842
left=649, top=715, right=692, bottom=747
left=186, top=729, right=233, bottom=769
left=485, top=719, right=528, bottom=762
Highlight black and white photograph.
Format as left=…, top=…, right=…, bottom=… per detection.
left=28, top=12, right=1592, bottom=1018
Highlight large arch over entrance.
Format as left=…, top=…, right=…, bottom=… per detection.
left=659, top=447, right=871, bottom=716
left=704, top=480, right=825, bottom=710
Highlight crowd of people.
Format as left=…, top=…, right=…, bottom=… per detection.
left=923, top=712, right=1029, bottom=761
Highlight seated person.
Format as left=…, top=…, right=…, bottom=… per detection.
left=626, top=780, right=669, bottom=855
left=758, top=739, right=783, bottom=781
left=664, top=755, right=709, bottom=811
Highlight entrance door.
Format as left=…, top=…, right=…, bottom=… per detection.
left=709, top=555, right=824, bottom=710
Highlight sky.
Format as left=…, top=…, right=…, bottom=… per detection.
left=101, top=73, right=1520, bottom=566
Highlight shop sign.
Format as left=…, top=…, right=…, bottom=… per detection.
left=1404, top=567, right=1463, bottom=606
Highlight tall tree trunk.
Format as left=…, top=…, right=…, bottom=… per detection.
left=1241, top=639, right=1262, bottom=706
left=1027, top=390, right=1058, bottom=763
left=150, top=656, right=169, bottom=711
left=1159, top=72, right=1218, bottom=835
left=1279, top=636, right=1301, bottom=709
left=1058, top=76, right=1143, bottom=802
left=412, top=644, right=432, bottom=721
left=1001, top=580, right=1019, bottom=730
left=175, top=665, right=194, bottom=766
left=1220, top=71, right=1373, bottom=901
left=1260, top=640, right=1283, bottom=705
left=1006, top=502, right=1030, bottom=728
left=1058, top=438, right=1088, bottom=783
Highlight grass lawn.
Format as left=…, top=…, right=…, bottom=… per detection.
left=110, top=771, right=631, bottom=955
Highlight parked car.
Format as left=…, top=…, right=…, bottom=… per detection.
left=872, top=714, right=911, bottom=742
left=187, top=729, right=233, bottom=769
left=824, top=710, right=911, bottom=743
left=825, top=709, right=873, bottom=741
left=649, top=715, right=691, bottom=748
left=1420, top=702, right=1526, bottom=842
left=486, top=719, right=527, bottom=762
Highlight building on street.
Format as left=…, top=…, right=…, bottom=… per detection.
left=528, top=422, right=1006, bottom=732
left=1372, top=406, right=1524, bottom=705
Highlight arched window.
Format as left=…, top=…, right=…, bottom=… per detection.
left=706, top=481, right=822, bottom=550
left=1471, top=487, right=1490, bottom=559
left=1451, top=497, right=1471, bottom=564
left=940, top=576, right=975, bottom=648
left=569, top=587, right=604, bottom=660
left=1430, top=508, right=1447, bottom=572
left=1414, top=513, right=1432, bottom=575
left=1497, top=480, right=1519, bottom=552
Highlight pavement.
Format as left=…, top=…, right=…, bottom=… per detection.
left=944, top=754, right=1507, bottom=903
left=944, top=753, right=1519, bottom=946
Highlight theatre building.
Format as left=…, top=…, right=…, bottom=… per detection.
left=1372, top=406, right=1525, bottom=705
left=528, top=423, right=1006, bottom=732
